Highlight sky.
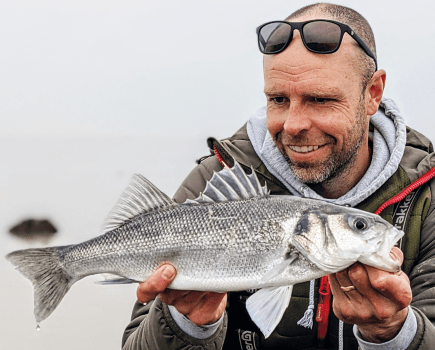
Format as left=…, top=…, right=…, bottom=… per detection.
left=1, top=0, right=435, bottom=141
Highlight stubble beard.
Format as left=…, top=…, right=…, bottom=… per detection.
left=277, top=98, right=367, bottom=185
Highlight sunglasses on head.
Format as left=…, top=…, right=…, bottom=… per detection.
left=256, top=19, right=377, bottom=70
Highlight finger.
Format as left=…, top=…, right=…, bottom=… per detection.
left=346, top=263, right=378, bottom=300
left=186, top=292, right=227, bottom=326
left=349, top=247, right=405, bottom=303
left=328, top=273, right=356, bottom=319
left=335, top=265, right=355, bottom=288
left=197, top=292, right=227, bottom=313
left=159, top=289, right=191, bottom=305
left=167, top=291, right=208, bottom=314
left=328, top=273, right=350, bottom=299
left=178, top=291, right=208, bottom=308
left=363, top=264, right=412, bottom=308
left=137, top=264, right=176, bottom=304
left=335, top=265, right=363, bottom=300
left=390, top=247, right=404, bottom=268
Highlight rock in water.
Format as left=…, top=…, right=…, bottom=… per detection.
left=9, top=219, right=57, bottom=241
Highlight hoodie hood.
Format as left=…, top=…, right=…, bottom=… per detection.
left=246, top=97, right=407, bottom=207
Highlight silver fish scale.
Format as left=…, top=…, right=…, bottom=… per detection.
left=59, top=196, right=309, bottom=291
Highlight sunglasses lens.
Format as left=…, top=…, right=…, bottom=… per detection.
left=259, top=22, right=292, bottom=53
left=303, top=21, right=341, bottom=52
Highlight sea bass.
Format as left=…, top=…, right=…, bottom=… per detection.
left=6, top=162, right=403, bottom=338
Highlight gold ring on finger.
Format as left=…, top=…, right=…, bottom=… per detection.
left=340, top=285, right=356, bottom=292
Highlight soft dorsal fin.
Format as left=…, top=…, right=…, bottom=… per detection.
left=102, top=174, right=176, bottom=233
left=188, top=161, right=269, bottom=204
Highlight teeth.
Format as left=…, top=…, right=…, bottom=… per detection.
left=289, top=145, right=319, bottom=153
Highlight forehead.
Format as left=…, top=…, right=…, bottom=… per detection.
left=263, top=15, right=362, bottom=94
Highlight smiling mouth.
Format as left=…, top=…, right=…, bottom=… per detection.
left=288, top=145, right=321, bottom=153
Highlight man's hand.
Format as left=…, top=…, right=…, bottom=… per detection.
left=328, top=247, right=412, bottom=343
left=137, top=264, right=227, bottom=326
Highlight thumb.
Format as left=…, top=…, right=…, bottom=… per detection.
left=390, top=247, right=404, bottom=266
left=137, top=264, right=177, bottom=304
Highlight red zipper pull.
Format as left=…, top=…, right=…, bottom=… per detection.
left=316, top=276, right=331, bottom=344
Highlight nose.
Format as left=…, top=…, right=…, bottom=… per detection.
left=282, top=103, right=313, bottom=136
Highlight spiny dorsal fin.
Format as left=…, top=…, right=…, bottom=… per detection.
left=187, top=161, right=269, bottom=204
left=102, top=174, right=176, bottom=233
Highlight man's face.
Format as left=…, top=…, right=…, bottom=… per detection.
left=265, top=19, right=370, bottom=184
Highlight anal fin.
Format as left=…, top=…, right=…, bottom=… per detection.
left=95, top=274, right=140, bottom=285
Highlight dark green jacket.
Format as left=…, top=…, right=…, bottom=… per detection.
left=122, top=125, right=435, bottom=350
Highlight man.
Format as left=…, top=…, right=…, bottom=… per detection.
left=122, top=3, right=435, bottom=349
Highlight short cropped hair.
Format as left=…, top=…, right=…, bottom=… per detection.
left=286, top=3, right=377, bottom=90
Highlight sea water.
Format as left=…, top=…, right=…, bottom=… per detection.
left=0, top=134, right=204, bottom=349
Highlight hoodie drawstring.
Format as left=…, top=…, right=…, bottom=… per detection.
left=297, top=279, right=315, bottom=328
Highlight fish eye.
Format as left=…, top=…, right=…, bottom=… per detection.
left=295, top=216, right=309, bottom=235
left=353, top=218, right=368, bottom=231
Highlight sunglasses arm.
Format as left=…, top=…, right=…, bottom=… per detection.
left=348, top=30, right=378, bottom=71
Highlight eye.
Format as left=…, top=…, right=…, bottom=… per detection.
left=271, top=97, right=287, bottom=104
left=295, top=216, right=309, bottom=235
left=353, top=218, right=368, bottom=231
left=313, top=97, right=331, bottom=103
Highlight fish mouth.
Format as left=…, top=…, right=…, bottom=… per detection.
left=357, top=226, right=404, bottom=273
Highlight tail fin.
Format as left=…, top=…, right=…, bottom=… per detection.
left=6, top=246, right=74, bottom=323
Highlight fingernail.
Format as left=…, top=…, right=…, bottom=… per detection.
left=162, top=265, right=175, bottom=280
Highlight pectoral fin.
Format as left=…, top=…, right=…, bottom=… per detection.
left=260, top=253, right=298, bottom=284
left=246, top=285, right=293, bottom=338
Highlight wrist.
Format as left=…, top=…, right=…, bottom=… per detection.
left=358, top=308, right=408, bottom=343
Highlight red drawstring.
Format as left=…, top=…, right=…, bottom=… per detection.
left=375, top=166, right=435, bottom=215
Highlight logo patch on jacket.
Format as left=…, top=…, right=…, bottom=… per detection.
left=237, top=329, right=259, bottom=350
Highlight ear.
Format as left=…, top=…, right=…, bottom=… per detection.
left=365, top=69, right=386, bottom=116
